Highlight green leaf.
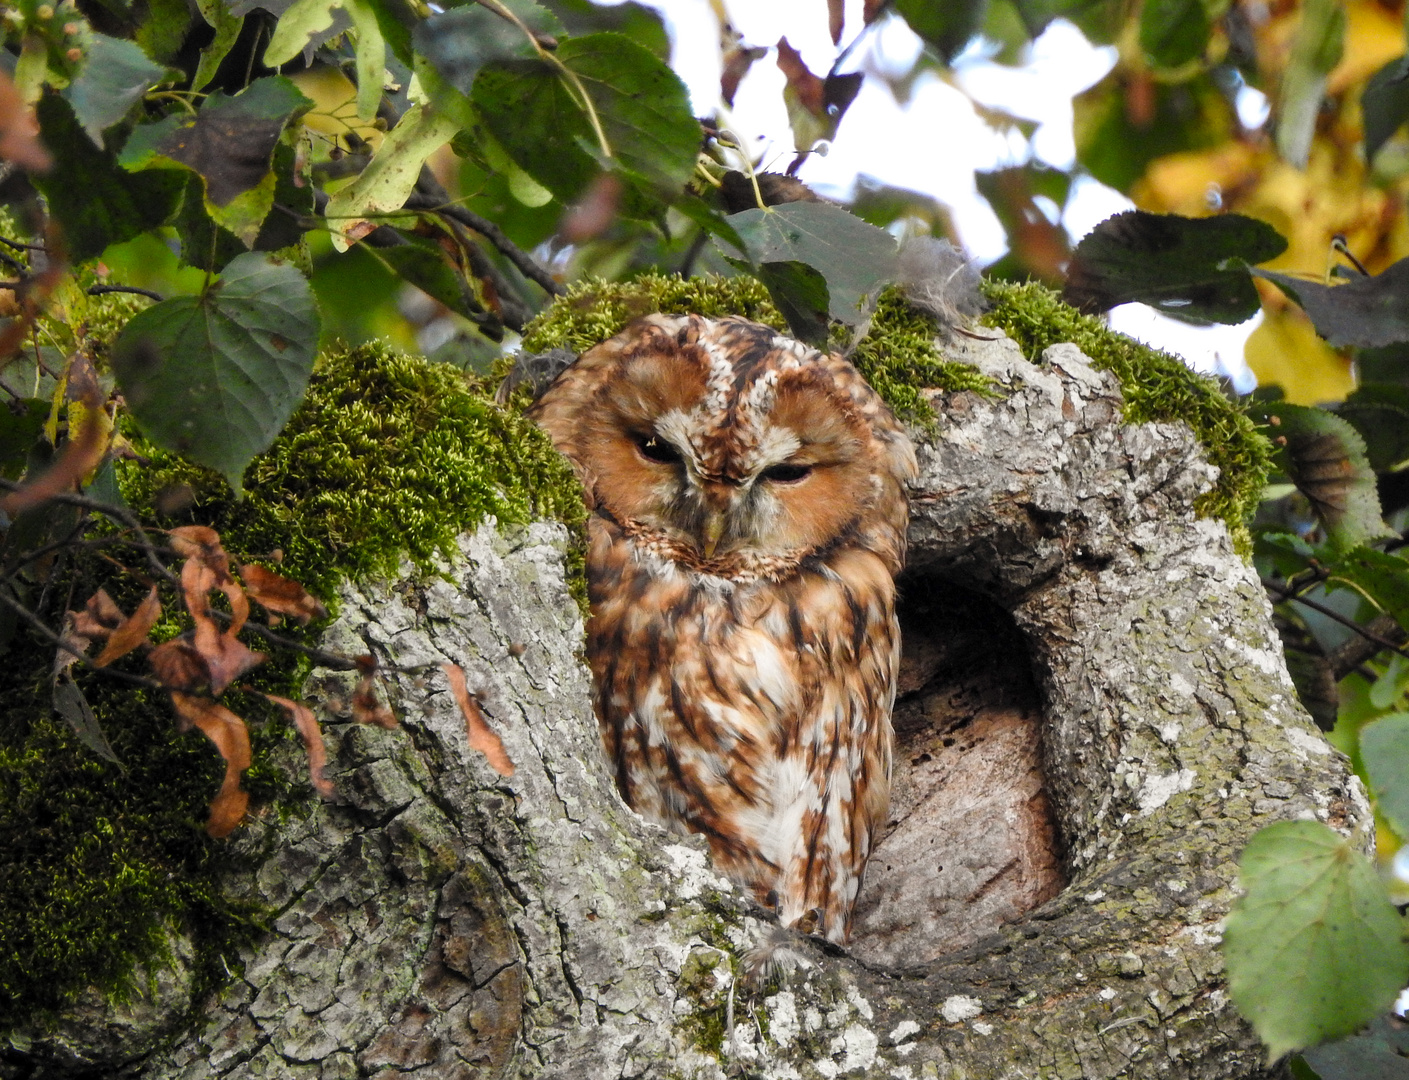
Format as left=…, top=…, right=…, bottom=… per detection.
left=370, top=233, right=482, bottom=321
left=54, top=675, right=121, bottom=765
left=1224, top=820, right=1409, bottom=1060
left=1301, top=1011, right=1409, bottom=1080
left=323, top=101, right=460, bottom=252
left=1139, top=0, right=1210, bottom=69
left=541, top=0, right=669, bottom=58
left=121, top=77, right=313, bottom=246
left=1259, top=403, right=1388, bottom=550
left=726, top=201, right=898, bottom=325
left=32, top=91, right=184, bottom=263
left=193, top=0, right=245, bottom=91
left=1325, top=546, right=1409, bottom=634
left=64, top=32, right=168, bottom=144
left=1278, top=0, right=1346, bottom=168
left=471, top=31, right=699, bottom=202
left=1074, top=71, right=1235, bottom=192
left=110, top=252, right=322, bottom=494
left=1362, top=56, right=1409, bottom=164
left=1252, top=259, right=1409, bottom=350
left=749, top=260, right=831, bottom=346
left=1063, top=210, right=1287, bottom=323
left=894, top=0, right=988, bottom=62
left=1361, top=714, right=1409, bottom=839
left=0, top=400, right=49, bottom=481
left=672, top=193, right=745, bottom=252
left=135, top=0, right=195, bottom=64
left=414, top=0, right=560, bottom=99
left=1339, top=384, right=1409, bottom=471
left=264, top=0, right=351, bottom=67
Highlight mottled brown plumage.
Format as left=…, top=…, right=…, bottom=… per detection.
left=531, top=314, right=917, bottom=942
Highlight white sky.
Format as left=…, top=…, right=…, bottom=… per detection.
left=627, top=0, right=1261, bottom=389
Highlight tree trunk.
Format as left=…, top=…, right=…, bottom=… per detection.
left=12, top=330, right=1363, bottom=1079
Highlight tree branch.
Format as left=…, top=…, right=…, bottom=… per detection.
left=1262, top=577, right=1409, bottom=663
left=87, top=284, right=164, bottom=303
left=404, top=184, right=564, bottom=298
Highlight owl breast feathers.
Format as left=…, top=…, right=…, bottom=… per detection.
left=531, top=313, right=918, bottom=943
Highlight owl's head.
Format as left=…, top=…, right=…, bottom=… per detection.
left=531, top=314, right=917, bottom=573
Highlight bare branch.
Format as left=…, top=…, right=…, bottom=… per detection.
left=1263, top=577, right=1409, bottom=663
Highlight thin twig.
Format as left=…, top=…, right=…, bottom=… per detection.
left=0, top=586, right=166, bottom=691
left=0, top=481, right=179, bottom=586
left=88, top=284, right=164, bottom=303
left=1263, top=578, right=1409, bottom=661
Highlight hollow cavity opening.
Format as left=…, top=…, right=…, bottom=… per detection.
left=851, top=573, right=1066, bottom=968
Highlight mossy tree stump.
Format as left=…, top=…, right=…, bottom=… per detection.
left=1, top=282, right=1353, bottom=1080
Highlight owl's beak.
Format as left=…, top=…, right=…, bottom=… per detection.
left=702, top=513, right=726, bottom=559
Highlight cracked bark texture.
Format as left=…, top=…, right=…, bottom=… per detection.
left=7, top=331, right=1367, bottom=1080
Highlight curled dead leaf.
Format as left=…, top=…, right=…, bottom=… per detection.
left=265, top=693, right=333, bottom=797
left=170, top=524, right=248, bottom=633
left=92, top=586, right=162, bottom=667
left=1, top=379, right=109, bottom=517
left=721, top=34, right=768, bottom=107
left=170, top=692, right=252, bottom=838
left=828, top=0, right=845, bottom=43
left=776, top=37, right=825, bottom=116
left=238, top=563, right=328, bottom=626
left=71, top=588, right=125, bottom=640
left=0, top=69, right=52, bottom=172
left=149, top=635, right=211, bottom=693
left=352, top=656, right=397, bottom=728
left=443, top=662, right=514, bottom=777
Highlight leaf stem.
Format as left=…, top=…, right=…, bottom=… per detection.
left=476, top=0, right=613, bottom=159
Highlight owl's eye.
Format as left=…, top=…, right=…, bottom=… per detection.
left=760, top=463, right=813, bottom=483
left=636, top=434, right=682, bottom=465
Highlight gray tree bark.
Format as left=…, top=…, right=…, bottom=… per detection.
left=12, top=331, right=1366, bottom=1079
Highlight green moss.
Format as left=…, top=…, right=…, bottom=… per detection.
left=981, top=278, right=1271, bottom=552
left=2, top=339, right=587, bottom=1031
left=846, top=287, right=994, bottom=424
left=519, top=272, right=787, bottom=356
left=118, top=339, right=587, bottom=600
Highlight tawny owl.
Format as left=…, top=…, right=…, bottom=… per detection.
left=531, top=314, right=917, bottom=943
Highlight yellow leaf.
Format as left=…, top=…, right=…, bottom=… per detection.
left=288, top=66, right=383, bottom=153
left=1328, top=0, right=1404, bottom=94
left=1245, top=306, right=1354, bottom=405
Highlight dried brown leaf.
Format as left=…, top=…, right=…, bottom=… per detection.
left=150, top=636, right=210, bottom=694
left=238, top=563, right=328, bottom=626
left=192, top=614, right=266, bottom=695
left=776, top=37, right=825, bottom=117
left=170, top=692, right=252, bottom=838
left=170, top=525, right=248, bottom=633
left=265, top=693, right=333, bottom=797
left=721, top=42, right=767, bottom=107
left=0, top=69, right=52, bottom=172
left=1, top=387, right=109, bottom=517
left=71, top=588, right=124, bottom=639
left=351, top=658, right=397, bottom=729
left=92, top=586, right=162, bottom=667
left=862, top=0, right=887, bottom=22
left=828, top=0, right=845, bottom=43
left=443, top=663, right=514, bottom=777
